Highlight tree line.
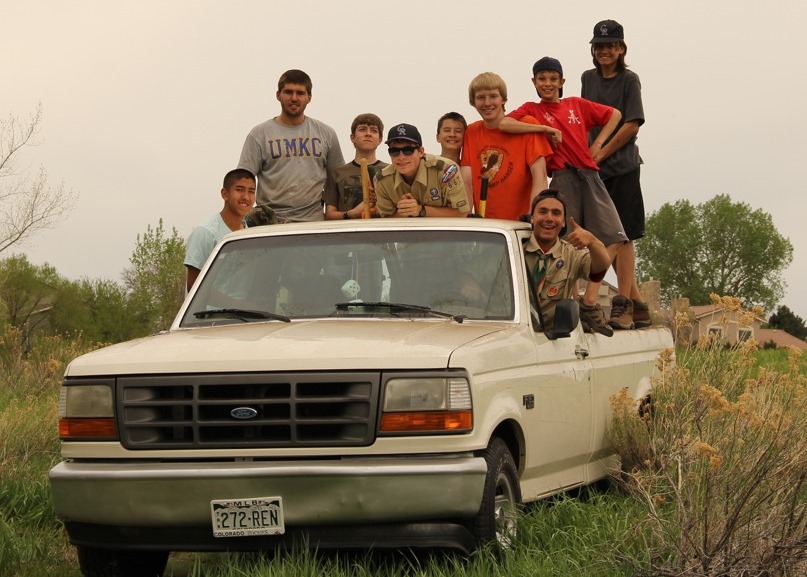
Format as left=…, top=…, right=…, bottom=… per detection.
left=0, top=220, right=184, bottom=347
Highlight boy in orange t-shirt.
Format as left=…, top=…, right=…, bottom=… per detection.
left=460, top=72, right=557, bottom=221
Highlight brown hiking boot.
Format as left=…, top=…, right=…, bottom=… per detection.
left=608, top=295, right=635, bottom=330
left=579, top=299, right=614, bottom=337
left=632, top=299, right=652, bottom=328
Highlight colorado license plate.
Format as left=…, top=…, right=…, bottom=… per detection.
left=210, top=497, right=284, bottom=537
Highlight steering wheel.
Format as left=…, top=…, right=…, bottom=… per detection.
left=430, top=290, right=472, bottom=308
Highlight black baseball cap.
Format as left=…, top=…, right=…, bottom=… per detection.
left=590, top=20, right=624, bottom=43
left=532, top=57, right=564, bottom=98
left=385, top=123, right=422, bottom=146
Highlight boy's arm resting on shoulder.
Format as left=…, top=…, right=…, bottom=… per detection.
left=498, top=117, right=544, bottom=134
left=498, top=116, right=562, bottom=144
left=594, top=120, right=639, bottom=164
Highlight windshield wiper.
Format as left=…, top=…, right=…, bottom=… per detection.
left=336, top=302, right=465, bottom=323
left=193, top=308, right=291, bottom=323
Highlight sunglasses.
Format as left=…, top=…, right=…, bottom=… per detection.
left=388, top=146, right=418, bottom=157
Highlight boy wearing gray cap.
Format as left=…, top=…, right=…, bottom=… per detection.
left=374, top=123, right=470, bottom=218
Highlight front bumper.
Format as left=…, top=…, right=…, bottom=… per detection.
left=50, top=455, right=486, bottom=550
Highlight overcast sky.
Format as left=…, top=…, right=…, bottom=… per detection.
left=4, top=1, right=806, bottom=320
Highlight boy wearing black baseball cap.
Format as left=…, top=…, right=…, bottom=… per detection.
left=374, top=123, right=470, bottom=218
left=582, top=19, right=651, bottom=330
left=498, top=56, right=627, bottom=336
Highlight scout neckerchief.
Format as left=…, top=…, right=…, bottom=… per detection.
left=533, top=251, right=551, bottom=290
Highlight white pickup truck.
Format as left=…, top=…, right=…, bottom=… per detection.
left=50, top=218, right=672, bottom=577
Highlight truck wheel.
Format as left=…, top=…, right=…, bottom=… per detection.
left=77, top=546, right=169, bottom=577
left=471, top=437, right=522, bottom=548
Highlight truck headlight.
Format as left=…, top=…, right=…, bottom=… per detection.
left=58, top=382, right=118, bottom=439
left=380, top=376, right=472, bottom=434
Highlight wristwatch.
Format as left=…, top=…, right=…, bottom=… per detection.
left=418, top=204, right=427, bottom=217
left=343, top=211, right=350, bottom=220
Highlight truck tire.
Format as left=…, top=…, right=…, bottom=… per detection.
left=77, top=546, right=169, bottom=577
left=471, top=436, right=522, bottom=548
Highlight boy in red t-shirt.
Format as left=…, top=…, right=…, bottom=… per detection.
left=499, top=57, right=626, bottom=336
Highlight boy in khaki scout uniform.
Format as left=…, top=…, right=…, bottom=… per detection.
left=375, top=123, right=470, bottom=218
left=525, top=189, right=611, bottom=334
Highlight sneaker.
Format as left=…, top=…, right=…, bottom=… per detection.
left=608, top=295, right=635, bottom=330
left=578, top=299, right=614, bottom=337
left=632, top=299, right=652, bottom=328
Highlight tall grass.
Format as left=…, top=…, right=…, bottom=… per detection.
left=0, top=326, right=102, bottom=577
left=609, top=296, right=807, bottom=576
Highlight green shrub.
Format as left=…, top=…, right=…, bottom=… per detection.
left=609, top=299, right=807, bottom=576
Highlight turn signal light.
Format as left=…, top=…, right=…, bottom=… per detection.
left=380, top=410, right=472, bottom=433
left=59, top=418, right=118, bottom=439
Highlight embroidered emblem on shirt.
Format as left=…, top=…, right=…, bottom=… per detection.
left=441, top=164, right=458, bottom=183
left=548, top=286, right=559, bottom=297
left=556, top=258, right=565, bottom=269
left=429, top=187, right=440, bottom=201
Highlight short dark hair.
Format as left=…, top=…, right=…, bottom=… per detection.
left=277, top=69, right=312, bottom=95
left=350, top=113, right=384, bottom=136
left=437, top=112, right=467, bottom=134
left=223, top=168, right=255, bottom=190
left=530, top=189, right=566, bottom=217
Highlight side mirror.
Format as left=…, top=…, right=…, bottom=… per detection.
left=545, top=298, right=579, bottom=340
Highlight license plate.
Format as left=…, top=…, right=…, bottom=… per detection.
left=210, top=497, right=284, bottom=537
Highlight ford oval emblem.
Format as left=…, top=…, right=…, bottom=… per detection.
left=230, top=407, right=258, bottom=420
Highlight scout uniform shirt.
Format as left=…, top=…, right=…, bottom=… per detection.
left=524, top=235, right=597, bottom=330
left=374, top=154, right=470, bottom=217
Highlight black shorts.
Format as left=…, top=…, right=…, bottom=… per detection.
left=602, top=168, right=645, bottom=241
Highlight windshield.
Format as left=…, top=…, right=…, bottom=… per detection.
left=179, top=229, right=515, bottom=327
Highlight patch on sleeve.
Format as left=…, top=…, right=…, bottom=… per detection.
left=441, top=164, right=458, bottom=184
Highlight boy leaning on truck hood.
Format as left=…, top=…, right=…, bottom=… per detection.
left=525, top=189, right=610, bottom=331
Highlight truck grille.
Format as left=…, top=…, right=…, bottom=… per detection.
left=117, top=372, right=380, bottom=449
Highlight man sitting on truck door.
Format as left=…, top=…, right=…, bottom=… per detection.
left=525, top=189, right=611, bottom=333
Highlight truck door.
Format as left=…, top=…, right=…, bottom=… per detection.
left=519, top=295, right=594, bottom=499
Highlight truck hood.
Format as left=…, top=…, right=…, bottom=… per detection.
left=65, top=320, right=512, bottom=376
